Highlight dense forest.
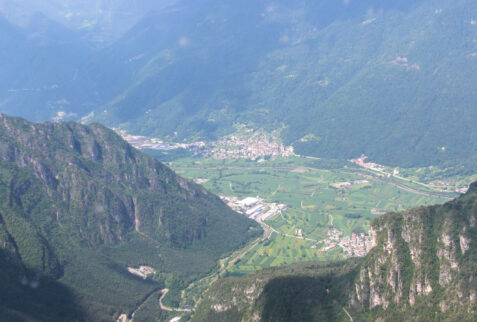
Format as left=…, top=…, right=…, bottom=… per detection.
left=0, top=114, right=260, bottom=320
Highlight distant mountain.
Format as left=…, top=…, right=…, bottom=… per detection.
left=0, top=14, right=92, bottom=122
left=194, top=182, right=477, bottom=321
left=0, top=114, right=261, bottom=320
left=1, top=0, right=476, bottom=170
left=0, top=0, right=178, bottom=44
left=86, top=0, right=477, bottom=170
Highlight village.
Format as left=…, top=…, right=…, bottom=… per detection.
left=118, top=129, right=295, bottom=160
left=118, top=136, right=444, bottom=260
left=208, top=132, right=295, bottom=160
left=222, top=194, right=373, bottom=258
left=318, top=228, right=373, bottom=257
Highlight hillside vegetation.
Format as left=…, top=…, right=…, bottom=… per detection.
left=0, top=114, right=260, bottom=320
left=0, top=0, right=476, bottom=170
left=194, top=182, right=477, bottom=321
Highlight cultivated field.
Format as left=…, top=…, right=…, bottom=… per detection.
left=171, top=156, right=452, bottom=274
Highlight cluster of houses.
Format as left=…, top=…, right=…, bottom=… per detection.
left=319, top=228, right=373, bottom=257
left=209, top=133, right=295, bottom=160
left=434, top=180, right=469, bottom=194
left=127, top=266, right=155, bottom=280
left=120, top=130, right=294, bottom=160
left=222, top=194, right=374, bottom=258
left=349, top=155, right=386, bottom=173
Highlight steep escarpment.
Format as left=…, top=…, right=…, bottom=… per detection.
left=351, top=182, right=476, bottom=320
left=0, top=114, right=261, bottom=320
left=0, top=114, right=258, bottom=247
left=194, top=183, right=477, bottom=321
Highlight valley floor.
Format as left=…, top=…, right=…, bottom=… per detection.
left=137, top=155, right=467, bottom=318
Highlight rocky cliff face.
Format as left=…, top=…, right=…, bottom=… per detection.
left=194, top=183, right=477, bottom=321
left=0, top=114, right=259, bottom=249
left=350, top=182, right=477, bottom=318
left=0, top=114, right=261, bottom=320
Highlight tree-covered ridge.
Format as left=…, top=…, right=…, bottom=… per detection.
left=0, top=114, right=261, bottom=320
left=1, top=0, right=476, bottom=170
left=86, top=0, right=477, bottom=170
left=194, top=182, right=477, bottom=321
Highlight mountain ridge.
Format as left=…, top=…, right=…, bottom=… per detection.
left=0, top=113, right=261, bottom=320
left=1, top=0, right=476, bottom=170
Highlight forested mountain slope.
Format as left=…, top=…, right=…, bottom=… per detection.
left=1, top=0, right=476, bottom=170
left=194, top=182, right=477, bottom=321
left=0, top=114, right=260, bottom=320
left=89, top=0, right=477, bottom=170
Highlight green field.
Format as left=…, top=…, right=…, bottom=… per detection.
left=170, top=156, right=453, bottom=275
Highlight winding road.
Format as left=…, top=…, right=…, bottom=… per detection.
left=159, top=289, right=191, bottom=313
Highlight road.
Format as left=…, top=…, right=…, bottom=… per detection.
left=339, top=168, right=454, bottom=200
left=168, top=160, right=456, bottom=313
left=258, top=219, right=318, bottom=243
left=218, top=222, right=273, bottom=275
left=343, top=307, right=353, bottom=321
left=180, top=220, right=313, bottom=311
left=179, top=223, right=273, bottom=311
left=174, top=163, right=454, bottom=200
left=120, top=287, right=162, bottom=322
left=159, top=289, right=191, bottom=313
